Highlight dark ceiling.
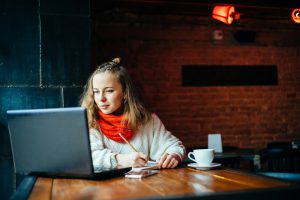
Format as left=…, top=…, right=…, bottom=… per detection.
left=92, top=0, right=299, bottom=20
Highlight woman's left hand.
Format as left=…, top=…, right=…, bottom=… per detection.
left=157, top=153, right=181, bottom=169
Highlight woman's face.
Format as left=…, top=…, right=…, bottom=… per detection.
left=92, top=72, right=125, bottom=115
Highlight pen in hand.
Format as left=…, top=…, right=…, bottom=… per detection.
left=118, top=132, right=139, bottom=152
left=118, top=132, right=149, bottom=165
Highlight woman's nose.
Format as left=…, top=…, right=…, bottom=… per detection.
left=100, top=93, right=106, bottom=102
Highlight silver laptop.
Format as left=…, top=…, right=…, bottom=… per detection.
left=6, top=107, right=130, bottom=179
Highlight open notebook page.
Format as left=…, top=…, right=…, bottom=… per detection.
left=131, top=161, right=159, bottom=171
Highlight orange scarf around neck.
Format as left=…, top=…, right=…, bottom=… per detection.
left=98, top=110, right=134, bottom=143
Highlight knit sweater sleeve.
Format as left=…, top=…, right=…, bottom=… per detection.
left=89, top=128, right=117, bottom=170
left=149, top=114, right=186, bottom=162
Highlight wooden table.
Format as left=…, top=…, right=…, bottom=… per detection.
left=21, top=167, right=299, bottom=200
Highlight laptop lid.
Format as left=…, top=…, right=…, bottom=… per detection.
left=7, top=107, right=97, bottom=178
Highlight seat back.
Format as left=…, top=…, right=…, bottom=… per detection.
left=257, top=172, right=300, bottom=184
left=260, top=148, right=300, bottom=172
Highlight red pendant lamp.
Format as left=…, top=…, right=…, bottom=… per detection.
left=291, top=8, right=300, bottom=23
left=212, top=5, right=240, bottom=25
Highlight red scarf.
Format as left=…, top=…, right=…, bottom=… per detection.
left=98, top=110, right=134, bottom=143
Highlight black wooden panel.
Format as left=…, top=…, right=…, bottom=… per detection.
left=63, top=87, right=84, bottom=107
left=0, top=87, right=62, bottom=125
left=40, top=0, right=90, bottom=15
left=0, top=122, right=11, bottom=157
left=0, top=0, right=37, bottom=14
left=182, top=65, right=278, bottom=86
left=233, top=31, right=256, bottom=43
left=0, top=158, right=14, bottom=200
left=0, top=0, right=39, bottom=85
left=41, top=15, right=91, bottom=86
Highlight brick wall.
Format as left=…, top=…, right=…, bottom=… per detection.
left=93, top=12, right=300, bottom=150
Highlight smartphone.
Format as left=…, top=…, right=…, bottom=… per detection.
left=125, top=170, right=158, bottom=179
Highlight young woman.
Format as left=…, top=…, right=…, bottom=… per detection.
left=80, top=58, right=186, bottom=171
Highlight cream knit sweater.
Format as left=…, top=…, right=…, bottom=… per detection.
left=89, top=113, right=186, bottom=170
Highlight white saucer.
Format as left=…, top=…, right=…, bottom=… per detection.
left=187, top=163, right=221, bottom=170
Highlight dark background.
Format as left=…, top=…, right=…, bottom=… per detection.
left=1, top=0, right=300, bottom=199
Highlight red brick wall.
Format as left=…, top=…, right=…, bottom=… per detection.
left=92, top=14, right=300, bottom=150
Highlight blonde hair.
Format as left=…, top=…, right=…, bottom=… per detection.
left=79, top=58, right=151, bottom=131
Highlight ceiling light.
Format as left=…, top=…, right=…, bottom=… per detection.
left=212, top=5, right=240, bottom=25
left=291, top=8, right=300, bottom=23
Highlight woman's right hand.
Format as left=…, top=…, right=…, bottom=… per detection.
left=116, top=152, right=148, bottom=167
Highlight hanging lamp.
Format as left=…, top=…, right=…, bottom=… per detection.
left=212, top=5, right=240, bottom=25
left=291, top=8, right=300, bottom=23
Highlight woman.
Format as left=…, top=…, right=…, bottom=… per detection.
left=80, top=58, right=185, bottom=171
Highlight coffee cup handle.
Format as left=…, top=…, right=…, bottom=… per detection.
left=188, top=152, right=196, bottom=162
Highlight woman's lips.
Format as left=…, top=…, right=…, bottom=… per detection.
left=100, top=105, right=109, bottom=109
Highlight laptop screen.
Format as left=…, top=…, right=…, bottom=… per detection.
left=7, top=107, right=95, bottom=178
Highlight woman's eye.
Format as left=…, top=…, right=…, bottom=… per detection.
left=93, top=91, right=99, bottom=94
left=106, top=89, right=114, bottom=93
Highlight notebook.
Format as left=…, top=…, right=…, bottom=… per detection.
left=131, top=161, right=159, bottom=171
left=6, top=107, right=131, bottom=179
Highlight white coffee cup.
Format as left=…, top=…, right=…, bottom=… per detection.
left=188, top=149, right=214, bottom=166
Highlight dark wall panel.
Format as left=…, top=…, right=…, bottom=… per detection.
left=1, top=1, right=91, bottom=199
left=0, top=0, right=39, bottom=85
left=41, top=15, right=90, bottom=86
left=0, top=87, right=62, bottom=125
left=182, top=65, right=278, bottom=86
left=63, top=87, right=84, bottom=107
left=40, top=0, right=89, bottom=15
left=0, top=158, right=13, bottom=200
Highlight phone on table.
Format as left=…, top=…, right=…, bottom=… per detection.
left=125, top=170, right=158, bottom=179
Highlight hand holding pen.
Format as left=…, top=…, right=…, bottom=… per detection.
left=116, top=133, right=149, bottom=167
left=118, top=133, right=177, bottom=169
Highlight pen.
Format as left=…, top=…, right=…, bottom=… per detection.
left=119, top=133, right=153, bottom=165
left=118, top=132, right=139, bottom=152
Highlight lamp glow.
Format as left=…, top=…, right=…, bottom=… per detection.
left=212, top=5, right=239, bottom=25
left=291, top=8, right=300, bottom=23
